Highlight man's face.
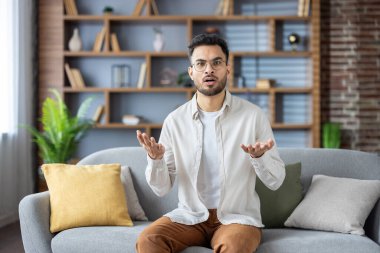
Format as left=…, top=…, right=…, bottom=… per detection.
left=188, top=45, right=230, bottom=96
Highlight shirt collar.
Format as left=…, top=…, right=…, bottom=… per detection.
left=191, top=90, right=232, bottom=120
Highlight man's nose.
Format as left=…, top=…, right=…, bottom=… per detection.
left=204, top=62, right=214, bottom=73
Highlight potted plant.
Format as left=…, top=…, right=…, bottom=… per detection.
left=322, top=122, right=341, bottom=148
left=24, top=89, right=94, bottom=165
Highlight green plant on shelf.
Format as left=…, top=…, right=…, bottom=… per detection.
left=23, top=89, right=94, bottom=164
left=322, top=122, right=341, bottom=149
left=103, top=6, right=114, bottom=15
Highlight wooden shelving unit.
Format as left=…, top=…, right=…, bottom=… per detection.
left=39, top=0, right=321, bottom=151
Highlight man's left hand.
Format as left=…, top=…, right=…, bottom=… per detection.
left=240, top=139, right=274, bottom=158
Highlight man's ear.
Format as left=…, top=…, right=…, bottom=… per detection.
left=188, top=66, right=193, bottom=80
left=226, top=64, right=231, bottom=76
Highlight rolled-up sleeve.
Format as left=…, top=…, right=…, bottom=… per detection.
left=145, top=115, right=176, bottom=197
left=250, top=111, right=285, bottom=190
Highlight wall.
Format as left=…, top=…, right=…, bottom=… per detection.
left=321, top=0, right=380, bottom=153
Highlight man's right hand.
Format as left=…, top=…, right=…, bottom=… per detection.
left=136, top=130, right=165, bottom=160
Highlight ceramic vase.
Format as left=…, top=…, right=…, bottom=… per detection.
left=153, top=32, right=164, bottom=52
left=68, top=28, right=82, bottom=51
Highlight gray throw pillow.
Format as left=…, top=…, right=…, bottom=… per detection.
left=256, top=162, right=303, bottom=228
left=284, top=174, right=380, bottom=235
left=120, top=166, right=148, bottom=221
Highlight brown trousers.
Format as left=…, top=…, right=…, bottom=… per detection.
left=136, top=209, right=262, bottom=253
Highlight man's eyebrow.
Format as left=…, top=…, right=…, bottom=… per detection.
left=194, top=56, right=223, bottom=62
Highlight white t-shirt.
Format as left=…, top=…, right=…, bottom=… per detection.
left=197, top=109, right=222, bottom=209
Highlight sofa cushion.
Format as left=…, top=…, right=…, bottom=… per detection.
left=51, top=225, right=380, bottom=253
left=258, top=228, right=380, bottom=253
left=284, top=174, right=380, bottom=235
left=256, top=162, right=303, bottom=228
left=42, top=163, right=133, bottom=233
left=51, top=222, right=213, bottom=253
left=121, top=166, right=148, bottom=221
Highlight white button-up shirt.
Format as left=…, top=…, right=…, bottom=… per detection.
left=146, top=91, right=285, bottom=227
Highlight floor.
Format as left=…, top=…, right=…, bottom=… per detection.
left=0, top=221, right=24, bottom=253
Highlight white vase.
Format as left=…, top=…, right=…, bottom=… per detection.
left=153, top=32, right=164, bottom=52
left=68, top=28, right=82, bottom=51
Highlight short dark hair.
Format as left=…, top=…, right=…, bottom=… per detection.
left=188, top=34, right=229, bottom=63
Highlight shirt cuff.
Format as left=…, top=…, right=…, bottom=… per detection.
left=249, top=152, right=267, bottom=172
left=147, top=154, right=165, bottom=168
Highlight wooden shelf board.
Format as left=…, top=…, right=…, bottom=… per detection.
left=272, top=123, right=312, bottom=129
left=64, top=51, right=187, bottom=57
left=229, top=87, right=312, bottom=93
left=64, top=51, right=310, bottom=57
left=232, top=51, right=311, bottom=57
left=96, top=123, right=162, bottom=129
left=63, top=87, right=196, bottom=93
left=95, top=122, right=311, bottom=130
left=63, top=87, right=312, bottom=94
left=64, top=15, right=310, bottom=22
left=192, top=15, right=310, bottom=21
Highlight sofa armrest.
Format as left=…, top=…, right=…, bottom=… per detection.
left=365, top=200, right=380, bottom=245
left=19, top=191, right=53, bottom=253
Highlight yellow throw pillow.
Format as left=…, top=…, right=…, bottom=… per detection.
left=42, top=163, right=133, bottom=233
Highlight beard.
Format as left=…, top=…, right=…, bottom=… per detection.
left=195, top=74, right=227, bottom=96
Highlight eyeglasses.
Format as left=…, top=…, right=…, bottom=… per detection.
left=191, top=59, right=226, bottom=72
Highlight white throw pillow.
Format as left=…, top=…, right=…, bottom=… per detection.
left=120, top=166, right=148, bottom=221
left=284, top=174, right=380, bottom=235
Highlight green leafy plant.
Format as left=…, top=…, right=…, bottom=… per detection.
left=103, top=6, right=113, bottom=14
left=322, top=122, right=341, bottom=148
left=23, top=89, right=94, bottom=163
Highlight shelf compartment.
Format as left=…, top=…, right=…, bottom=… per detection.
left=151, top=57, right=190, bottom=88
left=232, top=56, right=312, bottom=88
left=109, top=92, right=187, bottom=124
left=110, top=21, right=187, bottom=52
left=65, top=57, right=146, bottom=88
left=275, top=93, right=312, bottom=124
left=273, top=129, right=312, bottom=148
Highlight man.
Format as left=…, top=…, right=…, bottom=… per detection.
left=136, top=34, right=285, bottom=253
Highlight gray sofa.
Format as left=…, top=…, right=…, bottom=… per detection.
left=19, top=147, right=380, bottom=253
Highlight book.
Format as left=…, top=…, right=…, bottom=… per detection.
left=64, top=0, right=78, bottom=15
left=150, top=0, right=159, bottom=15
left=93, top=27, right=106, bottom=52
left=64, top=63, right=78, bottom=89
left=215, top=0, right=224, bottom=15
left=256, top=79, right=275, bottom=89
left=297, top=0, right=305, bottom=17
left=71, top=68, right=86, bottom=88
left=111, top=33, right=121, bottom=52
left=63, top=0, right=73, bottom=15
left=132, top=0, right=145, bottom=16
left=122, top=115, right=141, bottom=125
left=223, top=0, right=230, bottom=16
left=137, top=62, right=147, bottom=89
left=92, top=105, right=105, bottom=123
left=303, top=0, right=310, bottom=17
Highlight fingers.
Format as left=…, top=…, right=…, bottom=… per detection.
left=136, top=130, right=165, bottom=159
left=241, top=138, right=275, bottom=157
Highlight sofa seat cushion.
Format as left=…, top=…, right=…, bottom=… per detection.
left=51, top=222, right=213, bottom=253
left=51, top=223, right=380, bottom=253
left=51, top=221, right=150, bottom=253
left=258, top=228, right=380, bottom=253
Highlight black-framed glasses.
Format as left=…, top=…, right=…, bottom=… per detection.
left=191, top=59, right=226, bottom=72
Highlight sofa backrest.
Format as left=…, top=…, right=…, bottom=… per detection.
left=78, top=147, right=380, bottom=222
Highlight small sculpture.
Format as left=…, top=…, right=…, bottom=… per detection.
left=287, top=33, right=300, bottom=51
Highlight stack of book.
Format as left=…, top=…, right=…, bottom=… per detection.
left=122, top=115, right=141, bottom=125
left=93, top=27, right=121, bottom=52
left=65, top=63, right=86, bottom=89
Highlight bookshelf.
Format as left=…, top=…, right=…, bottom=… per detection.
left=38, top=0, right=320, bottom=159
